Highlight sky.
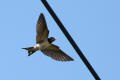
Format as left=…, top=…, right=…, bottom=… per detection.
left=0, top=0, right=120, bottom=80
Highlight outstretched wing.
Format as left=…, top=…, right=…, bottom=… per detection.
left=36, top=13, right=49, bottom=43
left=41, top=44, right=74, bottom=61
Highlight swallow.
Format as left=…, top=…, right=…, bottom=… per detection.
left=22, top=13, right=74, bottom=61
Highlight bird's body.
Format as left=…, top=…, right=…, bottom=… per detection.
left=34, top=40, right=49, bottom=50
left=22, top=13, right=74, bottom=61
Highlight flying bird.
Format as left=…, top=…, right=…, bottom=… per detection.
left=22, top=13, right=73, bottom=61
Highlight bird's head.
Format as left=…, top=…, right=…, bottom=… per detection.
left=48, top=37, right=56, bottom=43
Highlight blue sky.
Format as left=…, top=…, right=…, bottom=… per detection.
left=0, top=0, right=120, bottom=80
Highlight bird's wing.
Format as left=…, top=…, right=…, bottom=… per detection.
left=41, top=44, right=74, bottom=61
left=36, top=13, right=49, bottom=43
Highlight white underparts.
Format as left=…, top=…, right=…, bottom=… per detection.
left=34, top=41, right=49, bottom=50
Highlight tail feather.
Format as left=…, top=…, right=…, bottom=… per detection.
left=22, top=47, right=36, bottom=56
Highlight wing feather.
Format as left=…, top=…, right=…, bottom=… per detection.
left=41, top=44, right=74, bottom=61
left=36, top=13, right=49, bottom=43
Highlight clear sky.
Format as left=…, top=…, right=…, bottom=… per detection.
left=0, top=0, right=120, bottom=80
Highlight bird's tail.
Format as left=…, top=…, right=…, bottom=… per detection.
left=22, top=47, right=36, bottom=56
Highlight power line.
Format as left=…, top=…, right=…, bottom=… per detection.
left=41, top=0, right=101, bottom=80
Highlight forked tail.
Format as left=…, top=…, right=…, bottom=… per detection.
left=22, top=47, right=36, bottom=56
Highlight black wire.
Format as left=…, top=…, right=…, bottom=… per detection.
left=41, top=0, right=101, bottom=80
